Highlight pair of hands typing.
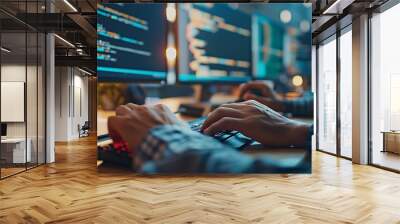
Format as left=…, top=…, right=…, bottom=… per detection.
left=108, top=82, right=309, bottom=152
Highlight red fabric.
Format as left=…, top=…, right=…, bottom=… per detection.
left=112, top=139, right=131, bottom=153
left=108, top=124, right=131, bottom=153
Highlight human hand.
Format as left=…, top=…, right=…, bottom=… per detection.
left=239, top=81, right=278, bottom=100
left=108, top=103, right=187, bottom=152
left=201, top=100, right=309, bottom=147
left=239, top=81, right=285, bottom=111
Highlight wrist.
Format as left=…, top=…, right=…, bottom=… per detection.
left=287, top=123, right=310, bottom=147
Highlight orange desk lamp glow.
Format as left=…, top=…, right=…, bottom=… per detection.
left=292, top=75, right=303, bottom=87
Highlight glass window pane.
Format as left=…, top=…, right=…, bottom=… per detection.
left=317, top=37, right=337, bottom=154
left=26, top=0, right=42, bottom=169
left=371, top=3, right=400, bottom=171
left=27, top=31, right=38, bottom=169
left=340, top=29, right=352, bottom=158
left=0, top=0, right=46, bottom=179
left=1, top=31, right=28, bottom=177
left=0, top=1, right=31, bottom=178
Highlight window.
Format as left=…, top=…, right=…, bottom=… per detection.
left=370, top=2, right=400, bottom=171
left=0, top=1, right=46, bottom=179
left=317, top=36, right=337, bottom=154
left=339, top=28, right=352, bottom=158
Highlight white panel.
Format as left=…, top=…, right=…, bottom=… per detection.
left=73, top=86, right=81, bottom=138
left=1, top=82, right=25, bottom=122
left=75, top=87, right=81, bottom=118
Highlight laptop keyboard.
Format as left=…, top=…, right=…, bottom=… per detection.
left=188, top=117, right=253, bottom=150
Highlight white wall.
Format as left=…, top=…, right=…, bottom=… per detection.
left=74, top=70, right=89, bottom=126
left=55, top=66, right=69, bottom=141
left=54, top=67, right=89, bottom=141
left=1, top=63, right=46, bottom=164
left=1, top=65, right=26, bottom=138
left=0, top=65, right=42, bottom=138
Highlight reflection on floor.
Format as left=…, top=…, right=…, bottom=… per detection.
left=1, top=136, right=400, bottom=223
left=0, top=167, right=25, bottom=178
left=1, top=163, right=44, bottom=179
left=373, top=150, right=400, bottom=171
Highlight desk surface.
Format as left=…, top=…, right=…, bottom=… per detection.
left=1, top=138, right=27, bottom=143
left=381, top=131, right=400, bottom=134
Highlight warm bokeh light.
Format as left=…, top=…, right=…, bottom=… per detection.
left=280, top=10, right=292, bottom=24
left=166, top=47, right=177, bottom=61
left=292, top=75, right=303, bottom=87
left=166, top=5, right=176, bottom=22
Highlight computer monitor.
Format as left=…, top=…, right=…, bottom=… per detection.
left=176, top=3, right=252, bottom=84
left=97, top=3, right=168, bottom=82
left=1, top=123, right=7, bottom=137
left=252, top=16, right=284, bottom=81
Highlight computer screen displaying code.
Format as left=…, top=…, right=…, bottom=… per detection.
left=97, top=3, right=167, bottom=82
left=177, top=3, right=252, bottom=83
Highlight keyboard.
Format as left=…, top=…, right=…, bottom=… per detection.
left=98, top=117, right=254, bottom=166
left=188, top=117, right=254, bottom=150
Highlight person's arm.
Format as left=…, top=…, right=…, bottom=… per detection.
left=134, top=124, right=255, bottom=173
left=134, top=124, right=312, bottom=174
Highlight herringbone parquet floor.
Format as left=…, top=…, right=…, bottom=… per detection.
left=1, top=135, right=400, bottom=224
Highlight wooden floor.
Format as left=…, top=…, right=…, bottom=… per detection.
left=1, top=167, right=26, bottom=178
left=1, top=164, right=46, bottom=178
left=1, top=136, right=400, bottom=223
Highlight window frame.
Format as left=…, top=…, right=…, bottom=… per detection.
left=315, top=22, right=353, bottom=160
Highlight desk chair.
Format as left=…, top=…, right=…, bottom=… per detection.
left=79, top=121, right=90, bottom=138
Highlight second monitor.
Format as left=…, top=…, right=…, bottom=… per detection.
left=177, top=3, right=253, bottom=84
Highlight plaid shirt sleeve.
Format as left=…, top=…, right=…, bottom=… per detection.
left=133, top=124, right=313, bottom=174
left=133, top=125, right=255, bottom=173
